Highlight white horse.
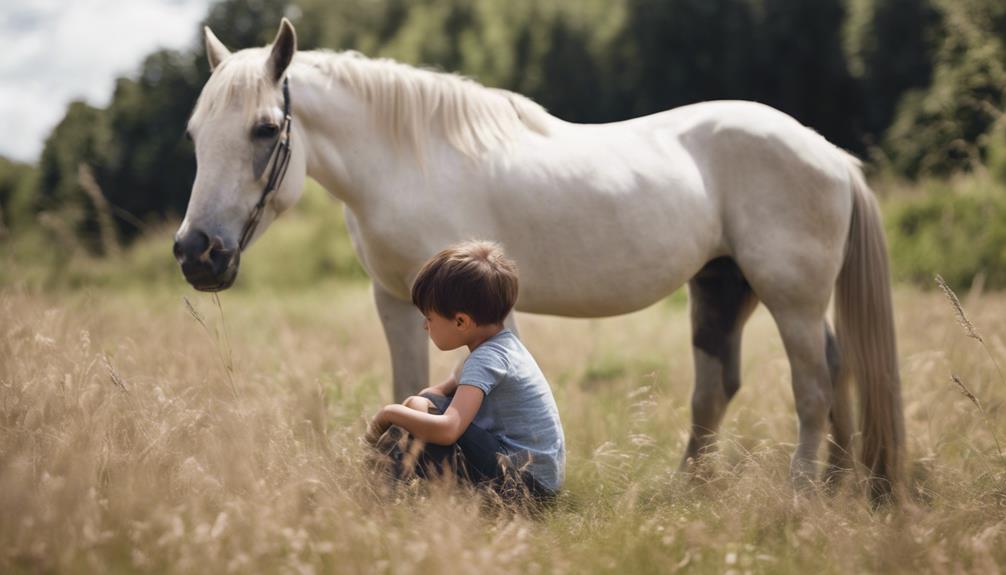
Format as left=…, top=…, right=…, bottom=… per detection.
left=174, top=19, right=904, bottom=501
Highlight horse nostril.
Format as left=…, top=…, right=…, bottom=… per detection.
left=209, top=247, right=235, bottom=276
left=174, top=229, right=211, bottom=264
left=199, top=235, right=225, bottom=265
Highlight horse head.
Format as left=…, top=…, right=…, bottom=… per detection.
left=174, top=18, right=307, bottom=291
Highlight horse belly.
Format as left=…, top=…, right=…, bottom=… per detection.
left=502, top=193, right=718, bottom=317
left=513, top=245, right=706, bottom=317
left=484, top=144, right=719, bottom=317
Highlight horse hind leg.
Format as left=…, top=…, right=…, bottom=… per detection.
left=766, top=305, right=836, bottom=491
left=680, top=257, right=758, bottom=475
left=823, top=322, right=854, bottom=490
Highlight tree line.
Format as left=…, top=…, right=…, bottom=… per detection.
left=1, top=0, right=1004, bottom=251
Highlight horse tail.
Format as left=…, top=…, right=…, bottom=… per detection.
left=833, top=157, right=905, bottom=503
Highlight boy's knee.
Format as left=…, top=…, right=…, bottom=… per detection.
left=403, top=395, right=435, bottom=413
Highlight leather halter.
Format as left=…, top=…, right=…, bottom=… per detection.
left=238, top=76, right=293, bottom=252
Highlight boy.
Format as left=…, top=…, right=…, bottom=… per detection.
left=365, top=241, right=565, bottom=502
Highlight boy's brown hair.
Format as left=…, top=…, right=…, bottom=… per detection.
left=411, top=241, right=519, bottom=326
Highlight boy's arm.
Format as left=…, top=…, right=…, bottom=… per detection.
left=370, top=385, right=484, bottom=445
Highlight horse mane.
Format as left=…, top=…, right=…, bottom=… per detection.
left=302, top=50, right=552, bottom=158
left=190, top=48, right=553, bottom=159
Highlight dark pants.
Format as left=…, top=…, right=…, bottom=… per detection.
left=374, top=392, right=554, bottom=504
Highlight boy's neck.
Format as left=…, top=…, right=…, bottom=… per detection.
left=465, top=323, right=506, bottom=352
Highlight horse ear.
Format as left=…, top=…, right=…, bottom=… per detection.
left=204, top=26, right=231, bottom=72
left=267, top=18, right=297, bottom=83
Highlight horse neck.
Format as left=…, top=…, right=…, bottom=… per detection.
left=290, top=61, right=454, bottom=214
left=289, top=56, right=564, bottom=215
left=287, top=65, right=371, bottom=210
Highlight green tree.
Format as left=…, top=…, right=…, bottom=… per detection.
left=846, top=0, right=942, bottom=140
left=0, top=157, right=37, bottom=234
left=99, top=49, right=202, bottom=236
left=202, top=0, right=291, bottom=50
left=611, top=0, right=758, bottom=119
left=750, top=0, right=862, bottom=150
left=884, top=0, right=1006, bottom=177
left=611, top=0, right=860, bottom=149
left=37, top=100, right=109, bottom=244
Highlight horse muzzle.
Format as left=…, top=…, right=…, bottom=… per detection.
left=173, top=229, right=240, bottom=291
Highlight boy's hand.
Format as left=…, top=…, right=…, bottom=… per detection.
left=364, top=408, right=391, bottom=445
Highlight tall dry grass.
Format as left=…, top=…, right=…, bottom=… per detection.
left=1, top=280, right=1005, bottom=573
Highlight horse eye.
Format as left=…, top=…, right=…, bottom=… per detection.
left=252, top=123, right=279, bottom=139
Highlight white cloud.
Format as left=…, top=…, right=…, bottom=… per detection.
left=0, top=0, right=213, bottom=163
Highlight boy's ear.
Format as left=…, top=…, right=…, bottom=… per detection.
left=455, top=313, right=474, bottom=329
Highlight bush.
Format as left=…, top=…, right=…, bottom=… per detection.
left=885, top=176, right=1006, bottom=289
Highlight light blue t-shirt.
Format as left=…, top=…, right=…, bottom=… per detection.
left=459, top=329, right=565, bottom=492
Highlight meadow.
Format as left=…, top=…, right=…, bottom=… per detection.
left=2, top=187, right=1005, bottom=573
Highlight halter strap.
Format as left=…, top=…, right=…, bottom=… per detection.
left=238, top=76, right=293, bottom=251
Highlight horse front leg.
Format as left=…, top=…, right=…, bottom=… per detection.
left=373, top=284, right=429, bottom=402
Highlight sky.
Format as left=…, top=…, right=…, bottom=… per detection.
left=0, top=0, right=214, bottom=164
